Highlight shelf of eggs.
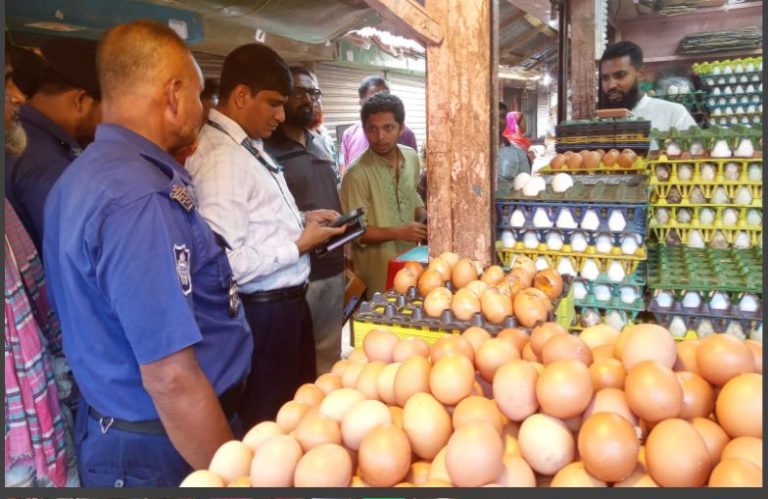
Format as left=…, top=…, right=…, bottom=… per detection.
left=693, top=56, right=763, bottom=127
left=646, top=246, right=762, bottom=342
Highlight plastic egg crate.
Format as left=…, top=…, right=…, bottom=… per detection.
left=693, top=56, right=763, bottom=77
left=711, top=115, right=762, bottom=127
left=650, top=225, right=761, bottom=249
left=572, top=264, right=646, bottom=313
left=649, top=308, right=761, bottom=341
left=539, top=155, right=647, bottom=175
left=650, top=288, right=761, bottom=322
left=571, top=306, right=641, bottom=332
left=651, top=205, right=762, bottom=229
left=496, top=247, right=644, bottom=282
left=649, top=158, right=762, bottom=185
left=496, top=229, right=647, bottom=258
left=554, top=119, right=652, bottom=154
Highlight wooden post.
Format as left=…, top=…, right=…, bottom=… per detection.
left=424, top=0, right=494, bottom=265
left=570, top=0, right=597, bottom=119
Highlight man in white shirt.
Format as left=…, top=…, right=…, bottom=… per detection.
left=186, top=43, right=345, bottom=428
left=599, top=41, right=696, bottom=133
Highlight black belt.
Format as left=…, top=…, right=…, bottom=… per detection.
left=240, top=282, right=308, bottom=304
left=88, top=380, right=246, bottom=435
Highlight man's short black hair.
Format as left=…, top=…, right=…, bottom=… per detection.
left=219, top=43, right=292, bottom=100
left=201, top=78, right=219, bottom=99
left=358, top=75, right=388, bottom=99
left=289, top=65, right=314, bottom=81
left=361, top=92, right=405, bottom=126
left=600, top=41, right=644, bottom=69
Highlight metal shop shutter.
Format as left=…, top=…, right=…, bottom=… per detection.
left=386, top=72, right=426, bottom=152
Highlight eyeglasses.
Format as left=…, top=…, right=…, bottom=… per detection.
left=293, top=86, right=323, bottom=101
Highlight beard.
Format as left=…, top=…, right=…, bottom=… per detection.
left=5, top=113, right=27, bottom=155
left=599, top=81, right=642, bottom=110
left=285, top=105, right=314, bottom=128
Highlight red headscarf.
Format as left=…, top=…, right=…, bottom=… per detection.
left=502, top=111, right=531, bottom=151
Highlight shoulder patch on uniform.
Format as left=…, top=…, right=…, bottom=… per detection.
left=170, top=184, right=196, bottom=212
left=173, top=244, right=192, bottom=295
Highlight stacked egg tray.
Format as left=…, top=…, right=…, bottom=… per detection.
left=647, top=157, right=762, bottom=248
left=646, top=245, right=762, bottom=341
left=554, top=119, right=652, bottom=154
left=694, top=56, right=763, bottom=127
left=537, top=155, right=648, bottom=175
left=350, top=280, right=575, bottom=347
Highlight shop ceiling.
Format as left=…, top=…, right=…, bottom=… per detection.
left=5, top=0, right=558, bottom=71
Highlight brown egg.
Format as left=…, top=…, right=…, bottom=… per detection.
left=427, top=446, right=451, bottom=483
left=697, top=334, right=755, bottom=386
left=518, top=413, right=575, bottom=475
left=566, top=152, right=584, bottom=169
left=276, top=400, right=310, bottom=432
left=513, top=288, right=552, bottom=327
left=579, top=324, right=620, bottom=350
left=451, top=287, right=482, bottom=321
left=709, top=458, right=762, bottom=487
left=480, top=287, right=513, bottom=324
left=430, top=354, right=476, bottom=406
left=330, top=359, right=350, bottom=377
left=355, top=360, right=386, bottom=400
left=550, top=153, right=567, bottom=171
left=602, top=149, right=620, bottom=167
left=691, top=416, right=730, bottom=467
left=716, top=373, right=762, bottom=438
left=461, top=326, right=492, bottom=351
left=318, top=387, right=366, bottom=423
left=294, top=383, right=325, bottom=407
left=499, top=274, right=527, bottom=298
left=389, top=405, right=403, bottom=428
left=375, top=362, right=400, bottom=405
left=617, top=151, right=636, bottom=168
left=341, top=399, right=392, bottom=451
left=393, top=355, right=431, bottom=407
left=589, top=357, right=626, bottom=390
left=293, top=442, right=352, bottom=486
left=496, top=327, right=528, bottom=352
left=341, top=360, right=365, bottom=388
left=463, top=279, right=489, bottom=298
left=358, top=424, right=412, bottom=486
left=393, top=267, right=418, bottom=294
left=582, top=387, right=637, bottom=426
left=522, top=341, right=539, bottom=362
left=493, top=359, right=539, bottom=421
left=578, top=412, right=639, bottom=482
left=180, top=470, right=225, bottom=487
left=452, top=395, right=504, bottom=434
left=537, top=360, right=594, bottom=419
left=438, top=251, right=460, bottom=268
left=625, top=361, right=683, bottom=423
left=481, top=265, right=506, bottom=285
left=476, top=338, right=520, bottom=381
left=541, top=333, right=593, bottom=365
left=551, top=461, right=607, bottom=487
left=347, top=348, right=368, bottom=364
left=249, top=434, right=303, bottom=486
left=645, top=418, right=711, bottom=487
left=445, top=421, right=504, bottom=486
left=613, top=469, right=660, bottom=487
left=495, top=455, right=536, bottom=486
left=533, top=269, right=564, bottom=300
left=423, top=286, right=453, bottom=317
left=676, top=371, right=715, bottom=419
left=417, top=269, right=444, bottom=296
left=430, top=335, right=474, bottom=363
left=403, top=392, right=453, bottom=460
left=720, top=436, right=762, bottom=470
left=427, top=256, right=452, bottom=281
left=507, top=255, right=537, bottom=282
left=363, top=329, right=399, bottom=363
left=621, top=324, right=677, bottom=370
left=242, top=420, right=283, bottom=453
left=407, top=460, right=432, bottom=485
left=403, top=260, right=425, bottom=278
left=452, top=258, right=480, bottom=289
left=530, top=322, right=567, bottom=356
left=585, top=151, right=602, bottom=169
left=591, top=343, right=616, bottom=362
left=295, top=412, right=342, bottom=452
left=745, top=340, right=762, bottom=373
left=674, top=339, right=700, bottom=373
left=209, top=440, right=253, bottom=485
left=392, top=337, right=430, bottom=363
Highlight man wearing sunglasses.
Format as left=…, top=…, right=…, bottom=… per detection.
left=264, top=66, right=345, bottom=376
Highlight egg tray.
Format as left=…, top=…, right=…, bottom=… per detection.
left=646, top=245, right=762, bottom=295
left=711, top=117, right=763, bottom=128
left=650, top=205, right=762, bottom=230
left=649, top=157, right=762, bottom=184
left=572, top=266, right=647, bottom=313
left=703, top=73, right=763, bottom=87
left=574, top=289, right=645, bottom=314
left=570, top=306, right=642, bottom=331
left=692, top=56, right=762, bottom=75
left=650, top=225, right=762, bottom=250
left=654, top=91, right=708, bottom=105
left=496, top=234, right=647, bottom=259
left=650, top=184, right=762, bottom=208
left=708, top=96, right=763, bottom=109
left=494, top=205, right=648, bottom=237
left=497, top=174, right=650, bottom=203
left=496, top=228, right=647, bottom=257
left=649, top=308, right=761, bottom=341
left=496, top=247, right=645, bottom=278
left=538, top=156, right=648, bottom=175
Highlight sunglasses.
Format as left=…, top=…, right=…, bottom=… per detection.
left=292, top=86, right=323, bottom=101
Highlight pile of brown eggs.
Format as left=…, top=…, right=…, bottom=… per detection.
left=549, top=149, right=639, bottom=170
left=180, top=321, right=762, bottom=488
left=392, top=252, right=564, bottom=327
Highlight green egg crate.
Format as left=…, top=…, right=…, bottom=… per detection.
left=654, top=90, right=708, bottom=105
left=708, top=95, right=763, bottom=108
left=570, top=305, right=641, bottom=332
left=572, top=263, right=647, bottom=313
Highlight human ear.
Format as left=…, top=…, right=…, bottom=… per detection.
left=166, top=76, right=183, bottom=117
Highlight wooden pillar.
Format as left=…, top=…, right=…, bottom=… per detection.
left=570, top=0, right=597, bottom=119
left=424, top=0, right=494, bottom=265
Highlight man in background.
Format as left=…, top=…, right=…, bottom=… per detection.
left=200, top=77, right=219, bottom=122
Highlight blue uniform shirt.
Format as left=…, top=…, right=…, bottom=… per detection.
left=43, top=123, right=253, bottom=422
left=8, top=105, right=81, bottom=254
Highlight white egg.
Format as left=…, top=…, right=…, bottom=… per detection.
left=571, top=232, right=589, bottom=252
left=677, top=208, right=693, bottom=224
left=735, top=106, right=745, bottom=115
left=621, top=235, right=639, bottom=255
left=722, top=208, right=739, bottom=226
left=711, top=139, right=732, bottom=158
left=750, top=324, right=762, bottom=342
left=523, top=231, right=540, bottom=249
left=724, top=106, right=734, bottom=116
left=606, top=260, right=626, bottom=282
left=710, top=230, right=728, bottom=249
left=733, top=231, right=751, bottom=249
left=669, top=317, right=689, bottom=338
left=739, top=294, right=760, bottom=313
left=725, top=321, right=746, bottom=341
left=747, top=163, right=762, bottom=181
left=581, top=309, right=602, bottom=328
left=690, top=186, right=706, bottom=204
left=501, top=230, right=516, bottom=248
left=595, top=234, right=613, bottom=254
left=711, top=187, right=730, bottom=205
left=607, top=210, right=627, bottom=232
left=546, top=231, right=564, bottom=251
left=697, top=319, right=715, bottom=338
left=712, top=66, right=722, bottom=75
left=723, top=86, right=733, bottom=96
left=734, top=186, right=753, bottom=206
left=556, top=257, right=577, bottom=277
left=724, top=162, right=741, bottom=180
left=666, top=140, right=682, bottom=156
left=620, top=286, right=638, bottom=304
left=534, top=256, right=549, bottom=271
left=555, top=209, right=578, bottom=229
left=580, top=209, right=601, bottom=231
left=734, top=85, right=745, bottom=95
left=688, top=229, right=706, bottom=248
left=514, top=172, right=531, bottom=191
left=735, top=63, right=744, bottom=73
left=746, top=209, right=761, bottom=226
left=746, top=62, right=755, bottom=72
left=533, top=207, right=553, bottom=228
left=677, top=163, right=693, bottom=180
left=746, top=83, right=756, bottom=92
left=605, top=310, right=627, bottom=331
left=699, top=208, right=715, bottom=225
left=510, top=209, right=527, bottom=228
left=580, top=258, right=601, bottom=281
left=668, top=84, right=679, bottom=95
left=700, top=163, right=716, bottom=181
left=712, top=87, right=722, bottom=96
left=594, top=284, right=612, bottom=302
left=655, top=208, right=671, bottom=225
left=654, top=291, right=674, bottom=308
left=710, top=292, right=730, bottom=311
left=724, top=64, right=733, bottom=74
left=573, top=281, right=588, bottom=301
left=746, top=104, right=756, bottom=114
left=712, top=107, right=723, bottom=117
left=734, top=138, right=755, bottom=158
left=689, top=141, right=705, bottom=156
left=552, top=173, right=574, bottom=193
left=682, top=291, right=702, bottom=309
left=522, top=176, right=546, bottom=197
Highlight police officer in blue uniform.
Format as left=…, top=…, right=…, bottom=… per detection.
left=7, top=37, right=102, bottom=254
left=43, top=20, right=252, bottom=487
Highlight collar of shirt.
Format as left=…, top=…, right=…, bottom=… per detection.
left=20, top=104, right=82, bottom=154
left=361, top=144, right=406, bottom=172
left=206, top=109, right=282, bottom=171
left=631, top=94, right=651, bottom=114
left=268, top=127, right=331, bottom=160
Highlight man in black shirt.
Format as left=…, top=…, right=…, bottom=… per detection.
left=265, top=66, right=345, bottom=375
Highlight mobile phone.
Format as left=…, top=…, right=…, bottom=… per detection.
left=329, top=207, right=365, bottom=228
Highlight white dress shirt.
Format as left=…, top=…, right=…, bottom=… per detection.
left=632, top=94, right=698, bottom=150
left=187, top=109, right=309, bottom=293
